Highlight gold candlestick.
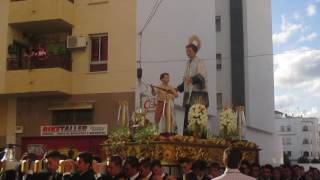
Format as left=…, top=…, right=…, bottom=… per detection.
left=165, top=95, right=174, bottom=133
left=236, top=106, right=245, bottom=140
left=118, top=101, right=129, bottom=127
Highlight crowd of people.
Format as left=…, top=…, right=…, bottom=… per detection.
left=1, top=147, right=320, bottom=180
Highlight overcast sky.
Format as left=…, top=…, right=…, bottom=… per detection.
left=273, top=0, right=320, bottom=118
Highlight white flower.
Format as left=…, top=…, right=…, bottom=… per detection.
left=219, top=107, right=237, bottom=137
left=188, top=104, right=208, bottom=131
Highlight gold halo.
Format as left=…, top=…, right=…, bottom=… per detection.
left=188, top=35, right=201, bottom=50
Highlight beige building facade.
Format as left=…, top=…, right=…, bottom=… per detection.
left=0, top=0, right=136, bottom=152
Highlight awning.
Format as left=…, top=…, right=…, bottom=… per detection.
left=48, top=102, right=94, bottom=111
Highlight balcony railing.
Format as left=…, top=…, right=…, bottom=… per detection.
left=7, top=55, right=72, bottom=71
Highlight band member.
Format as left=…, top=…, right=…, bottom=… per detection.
left=105, top=156, right=126, bottom=180
left=63, top=151, right=102, bottom=180
left=124, top=156, right=140, bottom=180
left=151, top=73, right=178, bottom=125
left=178, top=158, right=196, bottom=180
left=138, top=158, right=153, bottom=180
left=177, top=36, right=209, bottom=134
left=150, top=160, right=168, bottom=180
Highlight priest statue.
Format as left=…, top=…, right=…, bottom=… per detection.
left=176, top=36, right=209, bottom=135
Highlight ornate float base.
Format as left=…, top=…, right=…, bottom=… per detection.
left=101, top=135, right=260, bottom=166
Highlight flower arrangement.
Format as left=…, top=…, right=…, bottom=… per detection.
left=133, top=123, right=158, bottom=144
left=107, top=126, right=131, bottom=151
left=130, top=109, right=149, bottom=128
left=187, top=103, right=208, bottom=138
left=219, top=107, right=238, bottom=138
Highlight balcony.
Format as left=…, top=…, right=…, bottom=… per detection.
left=7, top=55, right=72, bottom=71
left=4, top=55, right=72, bottom=96
left=9, top=0, right=74, bottom=34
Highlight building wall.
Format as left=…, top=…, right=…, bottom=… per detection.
left=246, top=128, right=283, bottom=164
left=0, top=0, right=9, bottom=94
left=215, top=0, right=232, bottom=108
left=0, top=0, right=10, bottom=147
left=0, top=98, right=8, bottom=147
left=9, top=0, right=74, bottom=25
left=71, top=0, right=136, bottom=95
left=136, top=0, right=217, bottom=130
left=243, top=0, right=275, bottom=133
left=1, top=0, right=137, bottom=148
left=215, top=0, right=281, bottom=163
left=5, top=0, right=137, bottom=95
left=15, top=92, right=135, bottom=143
left=275, top=114, right=320, bottom=162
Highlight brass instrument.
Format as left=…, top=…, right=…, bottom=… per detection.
left=0, top=144, right=20, bottom=172
left=58, top=160, right=65, bottom=174
left=33, top=160, right=41, bottom=173
left=21, top=160, right=28, bottom=173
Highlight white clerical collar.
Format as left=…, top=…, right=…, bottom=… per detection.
left=183, top=170, right=192, bottom=180
left=161, top=173, right=166, bottom=178
left=197, top=175, right=204, bottom=180
left=146, top=172, right=153, bottom=179
left=184, top=170, right=192, bottom=175
left=130, top=172, right=139, bottom=180
left=224, top=168, right=241, bottom=174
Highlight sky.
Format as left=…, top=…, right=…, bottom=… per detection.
left=273, top=0, right=320, bottom=118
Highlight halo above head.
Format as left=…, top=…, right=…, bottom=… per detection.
left=188, top=35, right=202, bottom=51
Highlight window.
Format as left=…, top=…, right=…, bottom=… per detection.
left=302, top=125, right=309, bottom=131
left=287, top=151, right=292, bottom=157
left=303, top=138, right=310, bottom=144
left=284, top=151, right=292, bottom=157
left=217, top=93, right=222, bottom=110
left=216, top=53, right=222, bottom=70
left=280, top=126, right=285, bottom=132
left=90, top=34, right=108, bottom=72
left=52, top=109, right=93, bottom=125
left=286, top=137, right=291, bottom=145
left=286, top=125, right=291, bottom=132
left=215, top=16, right=221, bottom=32
left=282, top=137, right=292, bottom=145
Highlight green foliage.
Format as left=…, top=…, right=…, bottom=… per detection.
left=47, top=43, right=66, bottom=55
left=133, top=124, right=158, bottom=143
left=109, top=126, right=131, bottom=150
left=184, top=126, right=209, bottom=139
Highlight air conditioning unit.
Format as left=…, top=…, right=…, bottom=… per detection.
left=67, top=36, right=87, bottom=49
